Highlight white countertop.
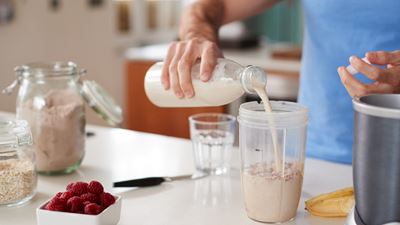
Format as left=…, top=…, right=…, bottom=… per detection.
left=0, top=112, right=352, bottom=225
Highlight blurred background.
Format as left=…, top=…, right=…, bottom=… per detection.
left=0, top=0, right=302, bottom=138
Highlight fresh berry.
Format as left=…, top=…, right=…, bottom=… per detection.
left=80, top=193, right=99, bottom=204
left=83, top=201, right=91, bottom=206
left=60, top=191, right=74, bottom=202
left=88, top=180, right=104, bottom=195
left=67, top=182, right=89, bottom=196
left=66, top=182, right=74, bottom=191
left=100, top=192, right=116, bottom=208
left=84, top=203, right=104, bottom=215
left=54, top=192, right=63, bottom=198
left=67, top=196, right=84, bottom=213
left=46, top=197, right=67, bottom=212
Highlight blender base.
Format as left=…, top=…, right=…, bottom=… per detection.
left=345, top=206, right=400, bottom=225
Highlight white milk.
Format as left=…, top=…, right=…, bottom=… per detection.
left=145, top=78, right=244, bottom=107
left=145, top=59, right=249, bottom=107
left=253, top=85, right=282, bottom=172
left=243, top=163, right=303, bottom=222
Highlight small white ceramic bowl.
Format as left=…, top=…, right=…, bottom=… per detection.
left=36, top=195, right=122, bottom=225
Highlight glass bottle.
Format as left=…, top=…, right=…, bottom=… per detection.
left=144, top=58, right=267, bottom=107
left=3, top=62, right=122, bottom=175
left=0, top=120, right=36, bottom=207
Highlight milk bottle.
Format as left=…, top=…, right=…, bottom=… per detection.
left=144, top=59, right=267, bottom=107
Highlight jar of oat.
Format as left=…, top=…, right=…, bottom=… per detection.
left=3, top=62, right=122, bottom=175
left=0, top=120, right=36, bottom=207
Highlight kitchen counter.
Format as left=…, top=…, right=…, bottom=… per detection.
left=0, top=111, right=352, bottom=225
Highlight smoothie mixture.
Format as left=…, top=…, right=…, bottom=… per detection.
left=242, top=162, right=303, bottom=222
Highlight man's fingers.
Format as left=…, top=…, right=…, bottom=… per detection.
left=200, top=42, right=220, bottom=82
left=161, top=42, right=177, bottom=90
left=349, top=56, right=388, bottom=82
left=387, top=67, right=400, bottom=85
left=169, top=43, right=187, bottom=98
left=338, top=66, right=369, bottom=98
left=367, top=82, right=396, bottom=94
left=178, top=44, right=199, bottom=98
left=366, top=50, right=400, bottom=65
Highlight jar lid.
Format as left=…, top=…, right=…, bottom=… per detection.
left=238, top=101, right=308, bottom=129
left=81, top=80, right=123, bottom=126
left=15, top=61, right=80, bottom=78
left=0, top=120, right=33, bottom=149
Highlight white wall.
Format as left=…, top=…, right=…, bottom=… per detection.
left=0, top=0, right=124, bottom=126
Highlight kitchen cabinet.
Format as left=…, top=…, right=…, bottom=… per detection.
left=124, top=60, right=225, bottom=139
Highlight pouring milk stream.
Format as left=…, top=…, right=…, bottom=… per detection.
left=144, top=58, right=282, bottom=172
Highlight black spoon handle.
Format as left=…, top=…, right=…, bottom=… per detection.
left=113, top=177, right=166, bottom=188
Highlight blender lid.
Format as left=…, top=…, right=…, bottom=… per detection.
left=0, top=120, right=32, bottom=149
left=353, top=94, right=400, bottom=119
left=81, top=80, right=123, bottom=126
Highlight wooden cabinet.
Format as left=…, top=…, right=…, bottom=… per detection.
left=124, top=60, right=225, bottom=139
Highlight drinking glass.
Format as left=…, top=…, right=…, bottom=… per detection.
left=189, top=113, right=236, bottom=175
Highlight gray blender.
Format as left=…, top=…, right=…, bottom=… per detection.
left=346, top=94, right=400, bottom=225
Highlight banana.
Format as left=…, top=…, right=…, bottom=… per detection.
left=305, top=187, right=355, bottom=217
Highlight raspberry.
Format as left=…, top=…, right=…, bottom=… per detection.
left=54, top=192, right=63, bottom=198
left=60, top=191, right=74, bottom=202
left=80, top=193, right=99, bottom=204
left=100, top=192, right=116, bottom=208
left=88, top=180, right=104, bottom=195
left=66, top=182, right=74, bottom=191
left=83, top=201, right=91, bottom=206
left=67, top=196, right=84, bottom=213
left=84, top=203, right=104, bottom=215
left=46, top=197, right=67, bottom=212
left=67, top=182, right=89, bottom=196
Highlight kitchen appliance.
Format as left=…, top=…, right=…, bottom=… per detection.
left=346, top=94, right=400, bottom=225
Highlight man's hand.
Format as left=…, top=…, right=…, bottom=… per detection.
left=161, top=1, right=224, bottom=99
left=161, top=0, right=277, bottom=99
left=338, top=50, right=400, bottom=98
left=162, top=38, right=223, bottom=99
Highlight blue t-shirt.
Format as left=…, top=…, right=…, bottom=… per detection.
left=299, top=0, right=400, bottom=164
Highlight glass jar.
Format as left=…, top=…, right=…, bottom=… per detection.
left=237, top=101, right=308, bottom=223
left=0, top=120, right=36, bottom=207
left=3, top=62, right=122, bottom=175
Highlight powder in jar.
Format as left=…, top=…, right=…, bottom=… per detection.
left=20, top=90, right=85, bottom=172
left=0, top=159, right=36, bottom=205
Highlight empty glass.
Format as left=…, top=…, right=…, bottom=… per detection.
left=189, top=113, right=236, bottom=175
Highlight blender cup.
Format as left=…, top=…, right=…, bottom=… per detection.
left=238, top=101, right=308, bottom=223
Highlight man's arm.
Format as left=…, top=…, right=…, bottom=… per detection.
left=162, top=0, right=278, bottom=99
left=180, top=0, right=277, bottom=42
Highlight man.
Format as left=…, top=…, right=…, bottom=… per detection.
left=161, top=0, right=400, bottom=164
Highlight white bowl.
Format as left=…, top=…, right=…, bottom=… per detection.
left=36, top=195, right=122, bottom=225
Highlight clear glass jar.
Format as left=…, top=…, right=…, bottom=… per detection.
left=238, top=101, right=308, bottom=223
left=0, top=120, right=36, bottom=207
left=3, top=62, right=122, bottom=175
